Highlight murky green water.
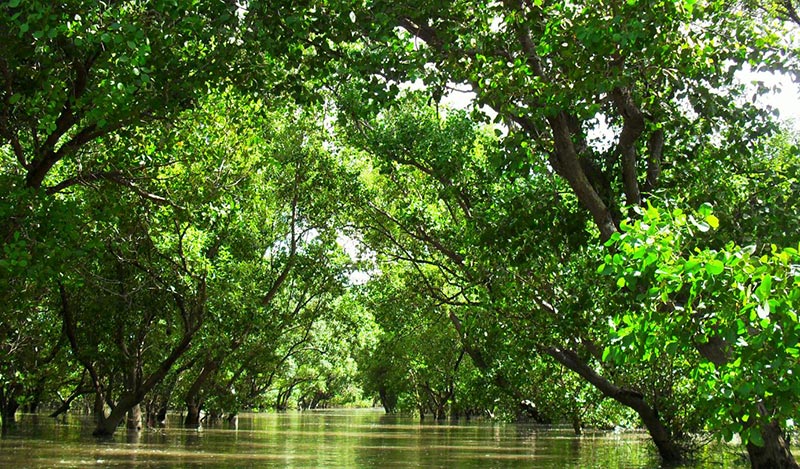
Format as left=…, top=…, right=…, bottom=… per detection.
left=0, top=409, right=745, bottom=468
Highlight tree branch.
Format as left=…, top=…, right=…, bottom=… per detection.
left=644, top=128, right=664, bottom=194
left=611, top=87, right=645, bottom=207
left=548, top=112, right=618, bottom=240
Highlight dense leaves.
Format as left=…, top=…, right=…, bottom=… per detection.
left=602, top=203, right=800, bottom=447
left=1, top=2, right=799, bottom=468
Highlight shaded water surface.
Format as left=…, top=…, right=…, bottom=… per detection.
left=0, top=410, right=745, bottom=468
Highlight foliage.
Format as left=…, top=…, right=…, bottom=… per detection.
left=0, top=3, right=798, bottom=467
left=601, top=202, right=800, bottom=446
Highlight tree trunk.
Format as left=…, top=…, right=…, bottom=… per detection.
left=378, top=386, right=397, bottom=413
left=2, top=402, right=18, bottom=423
left=61, top=282, right=202, bottom=438
left=183, top=359, right=218, bottom=428
left=157, top=405, right=168, bottom=424
left=126, top=404, right=142, bottom=431
left=747, top=419, right=798, bottom=469
left=0, top=383, right=21, bottom=431
left=146, top=404, right=168, bottom=428
left=1, top=401, right=18, bottom=432
left=571, top=413, right=583, bottom=436
left=94, top=413, right=122, bottom=437
left=185, top=403, right=201, bottom=428
left=92, top=389, right=106, bottom=424
left=546, top=347, right=683, bottom=464
left=434, top=403, right=447, bottom=420
left=94, top=393, right=140, bottom=437
left=90, top=338, right=195, bottom=437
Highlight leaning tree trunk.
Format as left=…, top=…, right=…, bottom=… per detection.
left=88, top=330, right=196, bottom=437
left=546, top=347, right=684, bottom=464
left=94, top=392, right=145, bottom=437
left=60, top=274, right=203, bottom=437
left=184, top=359, right=218, bottom=428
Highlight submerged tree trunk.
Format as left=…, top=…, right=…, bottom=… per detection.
left=433, top=403, right=447, bottom=421
left=156, top=405, right=168, bottom=426
left=571, top=413, right=583, bottom=436
left=185, top=403, right=202, bottom=428
left=94, top=402, right=123, bottom=437
left=94, top=393, right=138, bottom=437
left=126, top=404, right=142, bottom=431
left=0, top=383, right=21, bottom=432
left=378, top=386, right=398, bottom=413
left=60, top=272, right=203, bottom=438
left=546, top=347, right=683, bottom=464
left=183, top=359, right=218, bottom=428
left=1, top=401, right=19, bottom=431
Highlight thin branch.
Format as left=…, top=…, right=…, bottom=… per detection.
left=261, top=189, right=299, bottom=306
left=0, top=58, right=29, bottom=169
left=45, top=166, right=182, bottom=208
left=782, top=0, right=800, bottom=26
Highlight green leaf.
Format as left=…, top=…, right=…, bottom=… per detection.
left=705, top=259, right=725, bottom=275
left=685, top=259, right=701, bottom=272
left=755, top=275, right=772, bottom=301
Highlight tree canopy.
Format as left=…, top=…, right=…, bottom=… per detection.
left=1, top=1, right=799, bottom=468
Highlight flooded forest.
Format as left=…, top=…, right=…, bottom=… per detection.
left=1, top=1, right=799, bottom=468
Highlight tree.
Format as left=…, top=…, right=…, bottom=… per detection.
left=340, top=95, right=697, bottom=455
left=602, top=202, right=800, bottom=468
left=0, top=0, right=249, bottom=192
left=331, top=1, right=798, bottom=465
left=360, top=264, right=481, bottom=420
left=0, top=1, right=255, bottom=432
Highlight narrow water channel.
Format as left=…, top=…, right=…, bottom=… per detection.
left=0, top=409, right=745, bottom=468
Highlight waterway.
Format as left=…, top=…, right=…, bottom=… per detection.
left=0, top=409, right=746, bottom=467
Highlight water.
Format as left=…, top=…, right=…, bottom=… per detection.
left=0, top=409, right=745, bottom=468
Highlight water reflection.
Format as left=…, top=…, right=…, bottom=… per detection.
left=0, top=410, right=746, bottom=468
